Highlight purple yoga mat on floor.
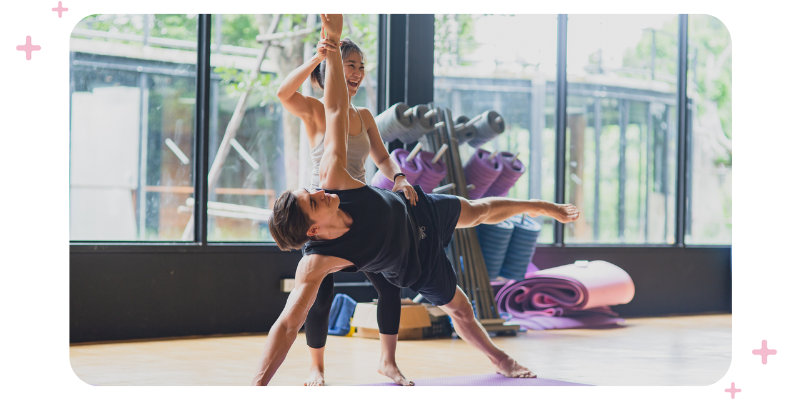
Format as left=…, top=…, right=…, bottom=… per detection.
left=484, top=151, right=526, bottom=197
left=359, top=374, right=590, bottom=386
left=414, top=150, right=448, bottom=193
left=371, top=148, right=424, bottom=190
left=495, top=261, right=635, bottom=330
left=463, top=148, right=503, bottom=199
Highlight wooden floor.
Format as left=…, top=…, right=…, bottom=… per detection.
left=70, top=314, right=731, bottom=386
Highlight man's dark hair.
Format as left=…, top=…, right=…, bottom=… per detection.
left=310, top=37, right=364, bottom=90
left=269, top=190, right=313, bottom=251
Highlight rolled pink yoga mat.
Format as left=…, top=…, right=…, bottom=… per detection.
left=414, top=151, right=448, bottom=193
left=484, top=151, right=526, bottom=197
left=370, top=148, right=424, bottom=190
left=495, top=260, right=635, bottom=330
left=463, top=148, right=503, bottom=199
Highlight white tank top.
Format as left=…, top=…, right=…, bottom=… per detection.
left=310, top=105, right=371, bottom=189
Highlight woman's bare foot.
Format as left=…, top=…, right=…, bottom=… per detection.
left=493, top=356, right=537, bottom=378
left=378, top=360, right=414, bottom=386
left=528, top=202, right=580, bottom=224
left=303, top=367, right=325, bottom=386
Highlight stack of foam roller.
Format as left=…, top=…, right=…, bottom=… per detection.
left=415, top=151, right=448, bottom=193
left=463, top=148, right=503, bottom=199
left=370, top=148, right=424, bottom=190
left=484, top=151, right=526, bottom=197
left=475, top=220, right=515, bottom=280
left=499, top=215, right=542, bottom=281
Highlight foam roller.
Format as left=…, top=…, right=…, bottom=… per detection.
left=463, top=148, right=503, bottom=199
left=483, top=152, right=526, bottom=197
left=468, top=110, right=506, bottom=148
left=414, top=150, right=448, bottom=193
left=499, top=215, right=542, bottom=281
left=375, top=102, right=413, bottom=143
left=370, top=148, right=424, bottom=190
left=454, top=115, right=476, bottom=145
left=476, top=220, right=515, bottom=280
left=396, top=105, right=435, bottom=144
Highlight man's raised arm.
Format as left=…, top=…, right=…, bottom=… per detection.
left=316, top=14, right=361, bottom=191
left=250, top=254, right=346, bottom=385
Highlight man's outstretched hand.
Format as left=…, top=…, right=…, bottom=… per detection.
left=320, top=14, right=343, bottom=38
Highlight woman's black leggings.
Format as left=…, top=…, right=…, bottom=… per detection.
left=305, top=271, right=401, bottom=349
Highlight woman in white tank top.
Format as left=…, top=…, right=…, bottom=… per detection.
left=276, top=34, right=415, bottom=386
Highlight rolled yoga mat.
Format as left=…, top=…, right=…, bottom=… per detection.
left=463, top=148, right=503, bottom=199
left=370, top=148, right=424, bottom=190
left=495, top=260, right=635, bottom=330
left=414, top=150, right=448, bottom=193
left=468, top=110, right=505, bottom=148
left=483, top=151, right=526, bottom=197
left=498, top=215, right=541, bottom=281
left=375, top=102, right=413, bottom=143
left=475, top=220, right=515, bottom=280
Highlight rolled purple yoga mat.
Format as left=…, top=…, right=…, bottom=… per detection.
left=370, top=148, right=424, bottom=190
left=414, top=151, right=448, bottom=193
left=484, top=152, right=526, bottom=197
left=463, top=148, right=503, bottom=200
left=494, top=261, right=634, bottom=330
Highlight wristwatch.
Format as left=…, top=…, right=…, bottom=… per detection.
left=393, top=173, right=407, bottom=183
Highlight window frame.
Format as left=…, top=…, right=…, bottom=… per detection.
left=70, top=14, right=724, bottom=250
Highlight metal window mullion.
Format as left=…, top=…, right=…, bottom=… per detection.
left=554, top=14, right=568, bottom=246
left=675, top=15, right=689, bottom=247
left=193, top=15, right=212, bottom=245
left=377, top=14, right=388, bottom=114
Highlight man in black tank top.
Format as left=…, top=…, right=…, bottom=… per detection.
left=253, top=15, right=581, bottom=387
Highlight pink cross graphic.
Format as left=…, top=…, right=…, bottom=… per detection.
left=725, top=382, right=741, bottom=399
left=16, top=36, right=41, bottom=60
left=52, top=2, right=68, bottom=18
left=752, top=339, right=777, bottom=364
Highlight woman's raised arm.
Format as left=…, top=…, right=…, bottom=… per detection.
left=276, top=39, right=336, bottom=122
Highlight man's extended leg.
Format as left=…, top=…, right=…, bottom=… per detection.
left=456, top=197, right=579, bottom=229
left=439, top=287, right=536, bottom=378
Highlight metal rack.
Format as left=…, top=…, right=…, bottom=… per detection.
left=422, top=104, right=518, bottom=334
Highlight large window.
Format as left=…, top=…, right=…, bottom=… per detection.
left=70, top=14, right=198, bottom=241
left=565, top=15, right=680, bottom=244
left=205, top=14, right=379, bottom=241
left=685, top=15, right=732, bottom=245
left=69, top=14, right=730, bottom=246
left=433, top=14, right=558, bottom=243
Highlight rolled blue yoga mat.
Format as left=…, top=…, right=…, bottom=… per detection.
left=499, top=215, right=542, bottom=281
left=476, top=220, right=515, bottom=280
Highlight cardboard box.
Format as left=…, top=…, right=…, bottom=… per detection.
left=352, top=299, right=431, bottom=340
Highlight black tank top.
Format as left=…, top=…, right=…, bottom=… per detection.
left=302, top=185, right=423, bottom=287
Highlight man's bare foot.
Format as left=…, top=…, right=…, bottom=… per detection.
left=528, top=202, right=580, bottom=224
left=303, top=367, right=325, bottom=386
left=493, top=356, right=537, bottom=378
left=378, top=360, right=414, bottom=386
